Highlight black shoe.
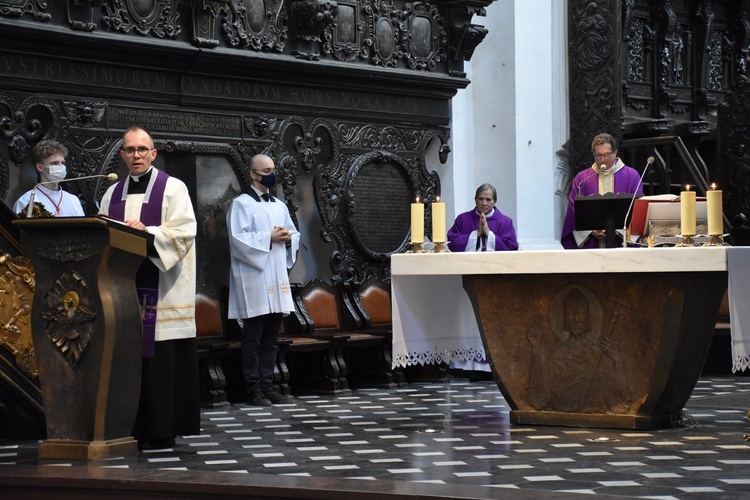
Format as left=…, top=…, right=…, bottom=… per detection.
left=138, top=438, right=175, bottom=450
left=263, top=388, right=293, bottom=404
left=247, top=390, right=272, bottom=406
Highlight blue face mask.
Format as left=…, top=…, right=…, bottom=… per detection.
left=256, top=171, right=276, bottom=189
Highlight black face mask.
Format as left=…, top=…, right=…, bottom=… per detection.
left=256, top=171, right=276, bottom=188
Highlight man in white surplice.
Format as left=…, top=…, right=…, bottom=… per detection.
left=226, top=154, right=299, bottom=406
left=99, top=126, right=199, bottom=450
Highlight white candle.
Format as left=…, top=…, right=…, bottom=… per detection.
left=411, top=197, right=424, bottom=244
left=680, top=185, right=696, bottom=236
left=707, top=184, right=723, bottom=235
left=432, top=197, right=446, bottom=243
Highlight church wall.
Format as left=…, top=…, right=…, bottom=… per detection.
left=0, top=0, right=495, bottom=292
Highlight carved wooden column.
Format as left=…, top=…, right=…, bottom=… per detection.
left=568, top=0, right=622, bottom=174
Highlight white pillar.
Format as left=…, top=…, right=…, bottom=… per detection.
left=451, top=0, right=569, bottom=250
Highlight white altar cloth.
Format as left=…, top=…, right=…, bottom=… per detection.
left=391, top=247, right=747, bottom=371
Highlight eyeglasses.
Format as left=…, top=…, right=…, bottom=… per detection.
left=122, top=146, right=152, bottom=156
left=593, top=151, right=614, bottom=160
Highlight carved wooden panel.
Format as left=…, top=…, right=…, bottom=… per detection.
left=568, top=0, right=621, bottom=175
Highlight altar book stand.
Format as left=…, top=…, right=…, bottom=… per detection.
left=12, top=216, right=152, bottom=459
left=574, top=193, right=636, bottom=248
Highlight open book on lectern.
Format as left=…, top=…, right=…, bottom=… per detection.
left=629, top=194, right=707, bottom=237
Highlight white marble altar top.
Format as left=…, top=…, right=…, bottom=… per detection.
left=391, top=247, right=729, bottom=276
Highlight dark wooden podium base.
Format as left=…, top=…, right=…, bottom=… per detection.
left=510, top=410, right=675, bottom=430
left=39, top=437, right=138, bottom=460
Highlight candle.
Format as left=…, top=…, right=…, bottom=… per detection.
left=411, top=196, right=424, bottom=244
left=680, top=185, right=696, bottom=236
left=707, top=183, right=723, bottom=235
left=432, top=196, right=446, bottom=243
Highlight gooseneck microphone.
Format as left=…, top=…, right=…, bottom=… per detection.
left=577, top=165, right=605, bottom=195
left=26, top=173, right=119, bottom=218
left=621, top=156, right=655, bottom=247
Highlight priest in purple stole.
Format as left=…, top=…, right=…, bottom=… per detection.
left=561, top=133, right=643, bottom=249
left=100, top=127, right=199, bottom=450
left=447, top=183, right=518, bottom=252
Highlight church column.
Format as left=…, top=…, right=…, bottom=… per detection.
left=451, top=0, right=568, bottom=249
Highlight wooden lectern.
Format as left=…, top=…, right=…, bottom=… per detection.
left=574, top=193, right=635, bottom=248
left=12, top=217, right=151, bottom=460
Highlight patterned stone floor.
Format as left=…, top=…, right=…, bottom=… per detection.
left=1, top=375, right=749, bottom=499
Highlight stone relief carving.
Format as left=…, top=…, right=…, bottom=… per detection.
left=67, top=0, right=99, bottom=31
left=323, top=0, right=365, bottom=62
left=367, top=0, right=401, bottom=67
left=101, top=0, right=181, bottom=38
left=0, top=0, right=50, bottom=21
left=191, top=0, right=230, bottom=47
left=446, top=5, right=487, bottom=65
left=401, top=2, right=446, bottom=71
left=2, top=1, right=493, bottom=76
left=0, top=93, right=60, bottom=166
left=526, top=285, right=632, bottom=414
left=222, top=0, right=288, bottom=52
left=292, top=0, right=338, bottom=60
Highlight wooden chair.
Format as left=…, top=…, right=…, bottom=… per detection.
left=343, top=276, right=402, bottom=388
left=278, top=282, right=350, bottom=396
left=195, top=293, right=231, bottom=407
left=296, top=278, right=394, bottom=389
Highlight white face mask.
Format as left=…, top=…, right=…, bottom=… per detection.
left=45, top=164, right=67, bottom=182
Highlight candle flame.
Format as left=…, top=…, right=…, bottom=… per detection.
left=415, top=196, right=420, bottom=203
left=685, top=185, right=691, bottom=191
left=436, top=195, right=441, bottom=203
left=710, top=183, right=717, bottom=190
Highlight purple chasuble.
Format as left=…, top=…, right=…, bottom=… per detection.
left=108, top=170, right=169, bottom=357
left=447, top=209, right=518, bottom=252
left=561, top=165, right=643, bottom=249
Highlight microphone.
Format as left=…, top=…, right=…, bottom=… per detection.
left=621, top=156, right=655, bottom=247
left=577, top=165, right=605, bottom=195
left=26, top=173, right=119, bottom=218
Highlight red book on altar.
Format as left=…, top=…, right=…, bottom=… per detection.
left=629, top=194, right=707, bottom=236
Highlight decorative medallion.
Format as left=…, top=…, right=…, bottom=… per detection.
left=42, top=270, right=96, bottom=365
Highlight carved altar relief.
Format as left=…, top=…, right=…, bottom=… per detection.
left=526, top=285, right=632, bottom=414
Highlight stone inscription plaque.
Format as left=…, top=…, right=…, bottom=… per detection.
left=109, top=106, right=242, bottom=137
left=0, top=53, right=171, bottom=92
left=349, top=161, right=410, bottom=255
left=181, top=76, right=448, bottom=121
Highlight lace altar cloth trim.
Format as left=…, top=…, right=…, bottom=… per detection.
left=393, top=346, right=486, bottom=368
left=729, top=248, right=750, bottom=374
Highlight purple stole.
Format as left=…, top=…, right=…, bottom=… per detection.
left=107, top=170, right=169, bottom=358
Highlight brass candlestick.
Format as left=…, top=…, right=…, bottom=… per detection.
left=676, top=235, right=696, bottom=247
left=705, top=235, right=725, bottom=246
left=408, top=242, right=425, bottom=253
left=428, top=242, right=451, bottom=253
